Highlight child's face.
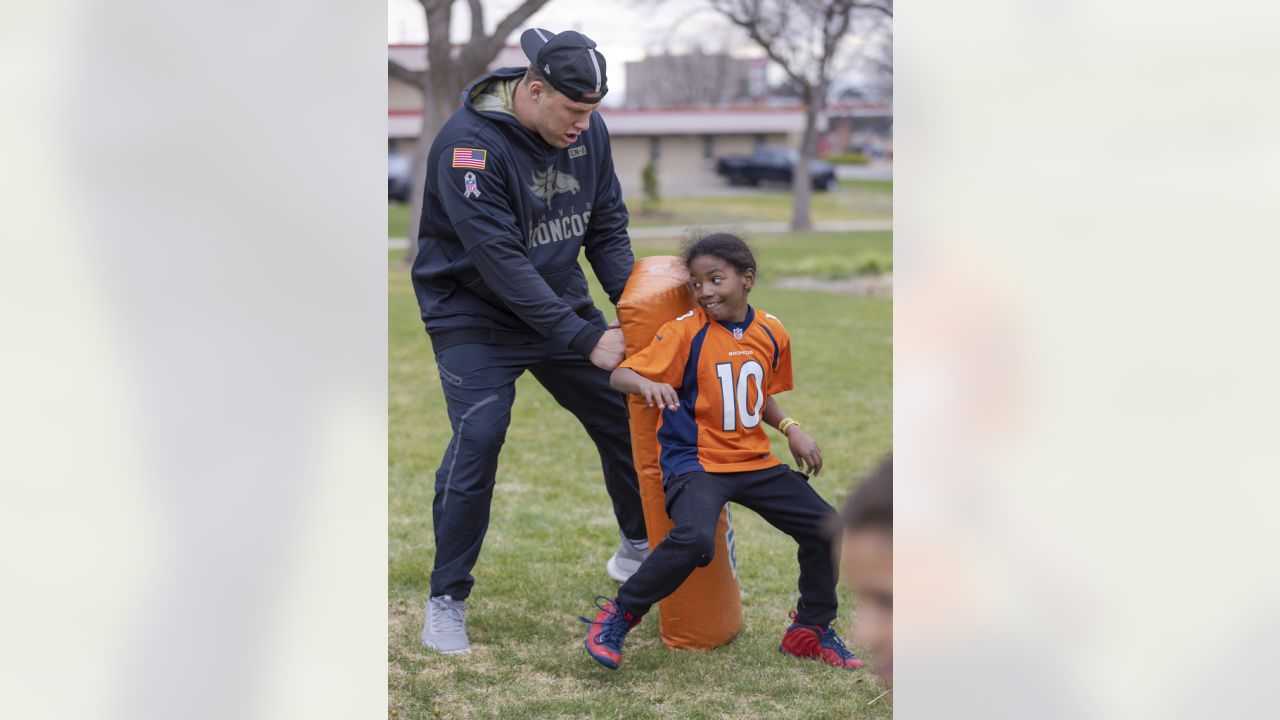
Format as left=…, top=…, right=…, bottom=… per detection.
left=688, top=255, right=754, bottom=323
left=843, top=528, right=893, bottom=687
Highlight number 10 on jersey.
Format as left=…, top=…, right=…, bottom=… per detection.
left=715, top=361, right=765, bottom=431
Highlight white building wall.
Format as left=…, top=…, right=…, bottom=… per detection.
left=389, top=77, right=421, bottom=111
left=608, top=136, right=653, bottom=199
left=608, top=132, right=791, bottom=198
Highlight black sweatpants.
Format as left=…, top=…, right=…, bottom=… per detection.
left=615, top=464, right=840, bottom=626
left=428, top=328, right=646, bottom=601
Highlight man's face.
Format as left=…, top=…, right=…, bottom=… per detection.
left=844, top=528, right=893, bottom=687
left=529, top=81, right=599, bottom=148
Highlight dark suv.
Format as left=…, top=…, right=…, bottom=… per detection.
left=389, top=153, right=412, bottom=203
left=715, top=147, right=837, bottom=191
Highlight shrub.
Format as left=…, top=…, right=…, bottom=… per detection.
left=825, top=151, right=871, bottom=166
left=775, top=252, right=892, bottom=280
left=641, top=161, right=661, bottom=212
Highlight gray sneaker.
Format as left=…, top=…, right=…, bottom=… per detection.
left=422, top=595, right=470, bottom=654
left=606, top=534, right=650, bottom=582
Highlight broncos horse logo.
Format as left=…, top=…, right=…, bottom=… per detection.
left=530, top=165, right=581, bottom=203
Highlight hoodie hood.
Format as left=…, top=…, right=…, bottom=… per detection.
left=461, top=67, right=580, bottom=154
left=462, top=68, right=535, bottom=134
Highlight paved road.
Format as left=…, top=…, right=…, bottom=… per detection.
left=388, top=218, right=892, bottom=249
left=835, top=162, right=893, bottom=181
left=662, top=162, right=892, bottom=197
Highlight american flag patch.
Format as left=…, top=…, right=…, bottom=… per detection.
left=452, top=148, right=486, bottom=169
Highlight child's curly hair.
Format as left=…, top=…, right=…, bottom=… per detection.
left=681, top=231, right=758, bottom=278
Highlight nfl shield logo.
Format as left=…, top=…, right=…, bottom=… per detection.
left=732, top=327, right=744, bottom=340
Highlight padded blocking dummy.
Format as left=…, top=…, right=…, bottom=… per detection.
left=615, top=255, right=742, bottom=650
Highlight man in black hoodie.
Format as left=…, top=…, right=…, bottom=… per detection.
left=411, top=28, right=648, bottom=655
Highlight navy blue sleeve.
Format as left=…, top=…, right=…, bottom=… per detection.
left=436, top=142, right=603, bottom=357
left=582, top=114, right=635, bottom=305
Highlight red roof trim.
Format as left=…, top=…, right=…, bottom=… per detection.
left=601, top=103, right=888, bottom=114
left=387, top=43, right=521, bottom=50
left=388, top=106, right=807, bottom=116
left=389, top=105, right=883, bottom=117
left=604, top=105, right=804, bottom=115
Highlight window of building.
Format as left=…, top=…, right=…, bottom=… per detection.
left=649, top=136, right=662, bottom=164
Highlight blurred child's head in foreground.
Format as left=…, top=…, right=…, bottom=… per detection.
left=842, top=454, right=893, bottom=687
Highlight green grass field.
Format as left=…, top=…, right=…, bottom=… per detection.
left=387, top=181, right=892, bottom=237
left=389, top=228, right=892, bottom=719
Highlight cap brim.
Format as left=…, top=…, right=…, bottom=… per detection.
left=520, top=28, right=555, bottom=64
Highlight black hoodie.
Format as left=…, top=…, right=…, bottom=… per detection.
left=410, top=67, right=634, bottom=359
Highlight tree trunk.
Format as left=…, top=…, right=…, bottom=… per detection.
left=397, top=0, right=554, bottom=265
left=403, top=0, right=455, bottom=266
left=403, top=113, right=430, bottom=267
left=402, top=79, right=462, bottom=266
left=791, top=89, right=819, bottom=232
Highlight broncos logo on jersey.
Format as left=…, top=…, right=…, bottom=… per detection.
left=530, top=165, right=581, bottom=203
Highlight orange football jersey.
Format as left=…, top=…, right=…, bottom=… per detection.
left=620, top=305, right=794, bottom=478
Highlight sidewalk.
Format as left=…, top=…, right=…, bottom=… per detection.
left=835, top=161, right=893, bottom=181
left=387, top=218, right=891, bottom=249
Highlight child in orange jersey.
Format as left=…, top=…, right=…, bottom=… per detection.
left=579, top=232, right=862, bottom=671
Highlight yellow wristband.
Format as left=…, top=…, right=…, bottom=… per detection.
left=778, top=418, right=801, bottom=435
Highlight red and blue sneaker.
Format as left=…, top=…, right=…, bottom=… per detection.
left=779, top=612, right=865, bottom=671
left=579, top=596, right=641, bottom=670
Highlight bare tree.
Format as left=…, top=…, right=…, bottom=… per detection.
left=822, top=6, right=892, bottom=102
left=865, top=21, right=893, bottom=97
left=628, top=48, right=745, bottom=108
left=390, top=0, right=554, bottom=264
left=707, top=0, right=891, bottom=230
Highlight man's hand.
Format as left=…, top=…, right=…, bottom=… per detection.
left=589, top=328, right=626, bottom=371
left=786, top=427, right=824, bottom=476
left=638, top=378, right=680, bottom=410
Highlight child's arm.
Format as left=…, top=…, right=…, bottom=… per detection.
left=763, top=396, right=824, bottom=476
left=611, top=367, right=680, bottom=411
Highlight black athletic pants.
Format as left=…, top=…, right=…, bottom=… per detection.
left=428, top=326, right=646, bottom=601
left=615, top=464, right=840, bottom=626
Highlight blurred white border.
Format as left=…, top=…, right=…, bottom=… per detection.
left=896, top=1, right=1280, bottom=717
left=5, top=0, right=1280, bottom=717
left=2, top=2, right=387, bottom=718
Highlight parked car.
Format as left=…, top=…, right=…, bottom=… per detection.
left=388, top=153, right=412, bottom=203
left=714, top=147, right=838, bottom=191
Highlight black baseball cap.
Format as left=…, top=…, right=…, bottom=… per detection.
left=520, top=28, right=609, bottom=103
